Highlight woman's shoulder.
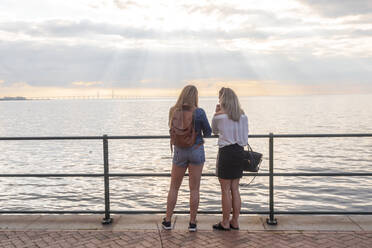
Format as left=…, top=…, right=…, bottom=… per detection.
left=195, top=107, right=206, bottom=115
left=213, top=113, right=228, bottom=120
left=192, top=108, right=207, bottom=121
left=239, top=114, right=248, bottom=123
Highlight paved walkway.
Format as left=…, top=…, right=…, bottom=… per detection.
left=1, top=215, right=372, bottom=247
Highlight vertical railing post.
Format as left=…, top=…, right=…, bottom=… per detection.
left=267, top=132, right=277, bottom=225
left=102, top=134, right=113, bottom=224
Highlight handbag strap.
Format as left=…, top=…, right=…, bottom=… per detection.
left=247, top=143, right=253, bottom=151
left=241, top=143, right=259, bottom=188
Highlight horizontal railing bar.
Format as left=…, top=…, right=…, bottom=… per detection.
left=110, top=210, right=270, bottom=214
left=109, top=173, right=372, bottom=177
left=105, top=135, right=169, bottom=139
left=1, top=133, right=372, bottom=141
left=271, top=172, right=372, bottom=176
left=113, top=211, right=372, bottom=215
left=109, top=173, right=262, bottom=177
left=0, top=210, right=105, bottom=214
left=1, top=210, right=371, bottom=215
left=108, top=173, right=372, bottom=177
left=0, top=135, right=218, bottom=140
left=108, top=135, right=270, bottom=139
left=1, top=172, right=372, bottom=177
left=0, top=174, right=104, bottom=177
left=0, top=173, right=255, bottom=177
left=0, top=135, right=216, bottom=140
left=104, top=134, right=372, bottom=139
left=273, top=211, right=372, bottom=215
left=0, top=136, right=103, bottom=141
left=273, top=133, right=372, bottom=138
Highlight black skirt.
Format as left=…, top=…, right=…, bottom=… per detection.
left=217, top=144, right=244, bottom=179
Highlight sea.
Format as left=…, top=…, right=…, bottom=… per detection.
left=0, top=94, right=371, bottom=213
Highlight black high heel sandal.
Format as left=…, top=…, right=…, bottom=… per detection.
left=212, top=222, right=230, bottom=231
left=230, top=223, right=239, bottom=230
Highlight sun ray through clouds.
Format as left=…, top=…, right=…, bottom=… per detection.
left=0, top=0, right=372, bottom=97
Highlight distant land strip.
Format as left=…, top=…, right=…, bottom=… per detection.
left=0, top=96, right=171, bottom=100
left=0, top=96, right=28, bottom=101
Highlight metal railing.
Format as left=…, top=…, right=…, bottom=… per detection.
left=1, top=133, right=372, bottom=225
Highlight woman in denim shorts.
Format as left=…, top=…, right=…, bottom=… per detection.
left=162, top=85, right=211, bottom=232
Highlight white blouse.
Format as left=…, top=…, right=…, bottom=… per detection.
left=212, top=114, right=249, bottom=148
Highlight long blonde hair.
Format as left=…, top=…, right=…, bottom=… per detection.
left=219, top=87, right=244, bottom=122
left=169, top=85, right=199, bottom=127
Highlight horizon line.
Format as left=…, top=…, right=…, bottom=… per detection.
left=1, top=92, right=372, bottom=100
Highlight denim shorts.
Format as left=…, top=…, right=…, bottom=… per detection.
left=172, top=144, right=205, bottom=167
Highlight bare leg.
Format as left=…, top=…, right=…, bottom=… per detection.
left=188, top=163, right=204, bottom=224
left=230, top=178, right=241, bottom=228
left=218, top=178, right=232, bottom=228
left=165, top=164, right=187, bottom=221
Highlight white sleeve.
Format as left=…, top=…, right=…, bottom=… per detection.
left=212, top=116, right=219, bottom=135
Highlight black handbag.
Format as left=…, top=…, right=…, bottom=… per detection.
left=242, top=144, right=263, bottom=172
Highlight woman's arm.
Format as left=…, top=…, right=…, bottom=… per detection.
left=168, top=107, right=174, bottom=128
left=214, top=104, right=224, bottom=116
left=212, top=104, right=225, bottom=135
left=199, top=109, right=212, bottom=137
left=211, top=116, right=219, bottom=135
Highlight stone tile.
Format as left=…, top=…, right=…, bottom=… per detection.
left=24, top=215, right=117, bottom=231
left=0, top=230, right=162, bottom=248
left=262, top=215, right=362, bottom=231
left=0, top=215, right=41, bottom=230
left=348, top=215, right=372, bottom=231
left=113, top=214, right=159, bottom=230
left=237, top=215, right=266, bottom=231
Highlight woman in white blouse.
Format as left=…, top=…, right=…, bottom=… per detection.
left=211, top=87, right=248, bottom=231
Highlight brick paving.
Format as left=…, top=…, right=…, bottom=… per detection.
left=1, top=229, right=371, bottom=248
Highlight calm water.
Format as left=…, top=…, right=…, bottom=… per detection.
left=0, top=94, right=371, bottom=212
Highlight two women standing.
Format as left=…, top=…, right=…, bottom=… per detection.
left=163, top=85, right=248, bottom=232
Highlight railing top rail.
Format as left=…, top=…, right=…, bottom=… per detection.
left=0, top=136, right=103, bottom=141
left=1, top=133, right=372, bottom=141
left=1, top=172, right=372, bottom=177
left=272, top=133, right=372, bottom=138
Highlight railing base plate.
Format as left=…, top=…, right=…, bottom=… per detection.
left=266, top=218, right=278, bottom=225
left=102, top=218, right=113, bottom=225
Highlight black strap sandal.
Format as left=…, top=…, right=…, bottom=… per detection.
left=212, top=222, right=230, bottom=231
left=230, top=223, right=239, bottom=230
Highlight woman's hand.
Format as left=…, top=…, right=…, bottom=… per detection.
left=215, top=104, right=221, bottom=113
left=214, top=104, right=224, bottom=116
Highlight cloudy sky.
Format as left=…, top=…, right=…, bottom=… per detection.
left=1, top=0, right=372, bottom=97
